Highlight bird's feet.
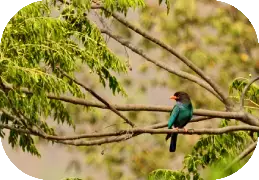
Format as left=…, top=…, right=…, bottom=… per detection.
left=173, top=127, right=188, bottom=132
left=173, top=127, right=179, bottom=131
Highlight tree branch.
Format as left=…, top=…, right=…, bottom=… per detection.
left=57, top=68, right=135, bottom=127
left=60, top=0, right=231, bottom=108
left=1, top=83, right=220, bottom=114
left=100, top=29, right=223, bottom=102
left=1, top=110, right=259, bottom=141
left=28, top=126, right=259, bottom=147
left=240, top=76, right=259, bottom=110
left=2, top=83, right=259, bottom=126
left=225, top=141, right=257, bottom=171
left=2, top=108, right=259, bottom=148
left=108, top=13, right=231, bottom=107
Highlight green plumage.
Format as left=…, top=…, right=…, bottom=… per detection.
left=168, top=102, right=193, bottom=129
left=166, top=92, right=193, bottom=152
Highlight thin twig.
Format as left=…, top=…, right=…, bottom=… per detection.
left=57, top=69, right=135, bottom=127
left=61, top=0, right=229, bottom=106
left=190, top=116, right=214, bottom=123
left=240, top=76, right=259, bottom=110
left=101, top=29, right=222, bottom=101
left=109, top=13, right=231, bottom=107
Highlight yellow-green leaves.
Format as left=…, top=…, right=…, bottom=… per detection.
left=102, top=0, right=145, bottom=15
left=229, top=77, right=259, bottom=111
left=148, top=169, right=191, bottom=180
left=0, top=1, right=130, bottom=156
left=175, top=0, right=196, bottom=17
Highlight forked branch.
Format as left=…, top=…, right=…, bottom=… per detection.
left=1, top=109, right=259, bottom=142
left=57, top=68, right=135, bottom=127
left=109, top=13, right=231, bottom=107
left=240, top=76, right=259, bottom=110
left=101, top=29, right=223, bottom=101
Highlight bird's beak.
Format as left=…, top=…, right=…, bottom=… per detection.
left=170, top=96, right=178, bottom=100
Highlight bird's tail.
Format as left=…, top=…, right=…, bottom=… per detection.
left=169, top=133, right=178, bottom=152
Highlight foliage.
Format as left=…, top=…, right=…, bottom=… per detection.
left=66, top=0, right=258, bottom=179
left=135, top=0, right=258, bottom=109
left=229, top=77, right=259, bottom=106
left=62, top=178, right=82, bottom=180
left=203, top=158, right=248, bottom=180
left=0, top=0, right=129, bottom=156
left=101, top=0, right=145, bottom=16
left=148, top=120, right=252, bottom=179
left=148, top=76, right=259, bottom=179
left=148, top=169, right=190, bottom=180
left=0, top=0, right=258, bottom=179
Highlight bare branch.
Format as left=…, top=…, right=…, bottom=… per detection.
left=59, top=0, right=231, bottom=107
left=2, top=108, right=259, bottom=148
left=1, top=111, right=259, bottom=142
left=57, top=69, right=135, bottom=127
left=3, top=83, right=259, bottom=126
left=57, top=135, right=134, bottom=146
left=240, top=76, right=259, bottom=110
left=101, top=29, right=223, bottom=102
left=0, top=107, right=214, bottom=141
left=109, top=13, right=231, bottom=107
left=33, top=126, right=259, bottom=147
left=225, top=141, right=257, bottom=171
left=191, top=116, right=214, bottom=123
left=0, top=84, right=229, bottom=115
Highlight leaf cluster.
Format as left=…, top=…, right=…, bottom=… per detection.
left=149, top=122, right=252, bottom=180
left=0, top=1, right=129, bottom=156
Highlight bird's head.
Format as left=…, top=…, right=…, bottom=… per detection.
left=170, top=91, right=191, bottom=104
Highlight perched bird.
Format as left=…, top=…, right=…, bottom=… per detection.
left=165, top=92, right=193, bottom=152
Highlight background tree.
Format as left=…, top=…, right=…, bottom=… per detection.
left=0, top=0, right=259, bottom=179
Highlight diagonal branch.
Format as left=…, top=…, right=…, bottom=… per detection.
left=58, top=0, right=228, bottom=105
left=101, top=29, right=222, bottom=102
left=240, top=76, right=259, bottom=110
left=225, top=141, right=257, bottom=171
left=109, top=13, right=231, bottom=107
left=57, top=69, right=135, bottom=127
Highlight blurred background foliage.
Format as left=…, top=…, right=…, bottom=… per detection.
left=1, top=0, right=259, bottom=180
left=57, top=0, right=259, bottom=180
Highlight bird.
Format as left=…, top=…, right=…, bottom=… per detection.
left=165, top=91, right=193, bottom=152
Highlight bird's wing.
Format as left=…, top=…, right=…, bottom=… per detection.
left=168, top=105, right=180, bottom=129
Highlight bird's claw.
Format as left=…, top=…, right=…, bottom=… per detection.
left=173, top=127, right=179, bottom=131
left=173, top=127, right=188, bottom=132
